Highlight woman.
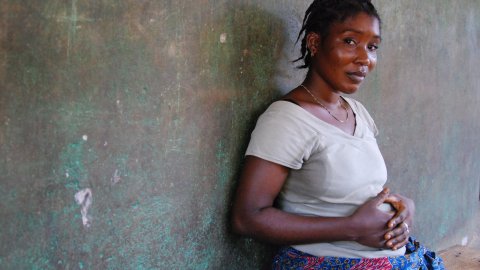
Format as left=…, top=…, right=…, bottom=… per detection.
left=231, top=0, right=445, bottom=269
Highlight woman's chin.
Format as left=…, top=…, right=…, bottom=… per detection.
left=339, top=85, right=360, bottom=95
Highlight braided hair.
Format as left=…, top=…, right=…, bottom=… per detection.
left=295, top=0, right=381, bottom=69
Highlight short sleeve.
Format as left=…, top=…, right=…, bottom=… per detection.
left=245, top=102, right=317, bottom=169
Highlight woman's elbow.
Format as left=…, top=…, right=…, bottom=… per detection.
left=231, top=210, right=251, bottom=236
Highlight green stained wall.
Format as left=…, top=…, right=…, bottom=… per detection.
left=0, top=0, right=479, bottom=269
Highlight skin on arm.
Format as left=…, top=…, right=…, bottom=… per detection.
left=231, top=156, right=396, bottom=248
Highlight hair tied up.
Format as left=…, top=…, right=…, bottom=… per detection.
left=294, top=0, right=381, bottom=69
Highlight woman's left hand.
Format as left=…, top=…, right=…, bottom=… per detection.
left=383, top=193, right=415, bottom=250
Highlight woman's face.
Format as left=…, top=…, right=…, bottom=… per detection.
left=309, top=12, right=381, bottom=94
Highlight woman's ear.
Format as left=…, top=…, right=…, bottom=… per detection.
left=306, top=32, right=321, bottom=57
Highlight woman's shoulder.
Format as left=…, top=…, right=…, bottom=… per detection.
left=342, top=97, right=366, bottom=111
left=247, top=100, right=322, bottom=169
left=260, top=100, right=308, bottom=121
left=253, top=100, right=324, bottom=141
left=343, top=97, right=379, bottom=136
left=342, top=97, right=372, bottom=118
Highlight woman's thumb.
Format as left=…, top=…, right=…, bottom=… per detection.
left=373, top=187, right=390, bottom=205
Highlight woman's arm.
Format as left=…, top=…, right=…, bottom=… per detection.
left=231, top=156, right=396, bottom=248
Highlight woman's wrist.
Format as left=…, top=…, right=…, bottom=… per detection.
left=344, top=215, right=359, bottom=242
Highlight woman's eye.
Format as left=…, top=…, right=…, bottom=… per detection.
left=344, top=38, right=356, bottom=45
left=368, top=44, right=379, bottom=51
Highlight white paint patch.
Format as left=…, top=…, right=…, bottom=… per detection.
left=116, top=100, right=120, bottom=105
left=74, top=188, right=92, bottom=228
left=461, top=236, right=469, bottom=246
left=82, top=135, right=88, bottom=141
left=167, top=43, right=176, bottom=57
left=111, top=169, right=121, bottom=184
left=219, top=33, right=227, bottom=43
left=104, top=141, right=108, bottom=146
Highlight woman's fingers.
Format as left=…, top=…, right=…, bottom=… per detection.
left=373, top=187, right=390, bottom=206
left=388, top=207, right=407, bottom=228
left=384, top=195, right=408, bottom=228
left=389, top=233, right=409, bottom=250
left=380, top=191, right=415, bottom=250
left=385, top=222, right=410, bottom=250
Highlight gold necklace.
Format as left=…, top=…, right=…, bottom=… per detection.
left=300, top=84, right=349, bottom=123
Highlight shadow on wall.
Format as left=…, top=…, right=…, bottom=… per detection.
left=200, top=3, right=286, bottom=102
left=199, top=3, right=288, bottom=269
left=0, top=1, right=289, bottom=269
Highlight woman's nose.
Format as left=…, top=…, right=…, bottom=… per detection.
left=355, top=47, right=371, bottom=66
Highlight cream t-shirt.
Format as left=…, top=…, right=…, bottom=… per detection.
left=245, top=99, right=405, bottom=258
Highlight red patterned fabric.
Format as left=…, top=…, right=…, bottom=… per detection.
left=351, top=258, right=392, bottom=270
left=272, top=237, right=445, bottom=269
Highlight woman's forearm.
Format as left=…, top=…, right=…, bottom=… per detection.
left=232, top=206, right=356, bottom=245
left=231, top=157, right=394, bottom=248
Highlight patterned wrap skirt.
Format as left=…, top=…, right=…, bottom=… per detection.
left=272, top=237, right=445, bottom=270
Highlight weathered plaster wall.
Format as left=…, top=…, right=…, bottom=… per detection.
left=359, top=1, right=480, bottom=250
left=0, top=0, right=478, bottom=269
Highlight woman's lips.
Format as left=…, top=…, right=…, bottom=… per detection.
left=346, top=71, right=367, bottom=83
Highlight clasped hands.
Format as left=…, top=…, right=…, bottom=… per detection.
left=350, top=187, right=415, bottom=251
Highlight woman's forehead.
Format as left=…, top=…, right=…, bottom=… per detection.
left=331, top=13, right=381, bottom=38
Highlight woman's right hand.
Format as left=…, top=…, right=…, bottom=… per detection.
left=349, top=188, right=395, bottom=248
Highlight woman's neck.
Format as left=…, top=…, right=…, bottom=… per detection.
left=302, top=76, right=341, bottom=106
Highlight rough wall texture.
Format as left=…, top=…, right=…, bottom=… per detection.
left=359, top=1, right=480, bottom=250
left=0, top=0, right=478, bottom=269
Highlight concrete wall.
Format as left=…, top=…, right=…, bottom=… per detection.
left=0, top=0, right=479, bottom=269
